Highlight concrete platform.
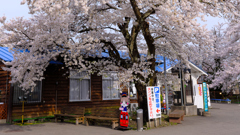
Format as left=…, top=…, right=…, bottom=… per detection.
left=0, top=119, right=6, bottom=124
left=203, top=111, right=211, bottom=117
left=171, top=105, right=197, bottom=116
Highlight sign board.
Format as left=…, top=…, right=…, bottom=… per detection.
left=202, top=82, right=208, bottom=112
left=146, top=86, right=161, bottom=120
left=207, top=84, right=211, bottom=107
left=193, top=84, right=203, bottom=109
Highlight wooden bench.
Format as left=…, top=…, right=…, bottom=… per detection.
left=169, top=110, right=184, bottom=124
left=54, top=106, right=85, bottom=125
left=85, top=107, right=120, bottom=129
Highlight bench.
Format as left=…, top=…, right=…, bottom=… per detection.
left=211, top=99, right=231, bottom=104
left=54, top=106, right=85, bottom=125
left=169, top=110, right=184, bottom=124
left=85, top=107, right=120, bottom=129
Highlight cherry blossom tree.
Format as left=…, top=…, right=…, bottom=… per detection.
left=188, top=24, right=225, bottom=82
left=210, top=21, right=240, bottom=92
left=0, top=0, right=239, bottom=117
left=190, top=21, right=240, bottom=93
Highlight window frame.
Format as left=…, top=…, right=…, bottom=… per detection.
left=13, top=81, right=42, bottom=104
left=69, top=70, right=91, bottom=102
left=102, top=71, right=120, bottom=100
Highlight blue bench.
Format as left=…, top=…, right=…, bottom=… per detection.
left=211, top=99, right=231, bottom=104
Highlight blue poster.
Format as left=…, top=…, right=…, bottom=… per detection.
left=202, top=82, right=208, bottom=112
left=154, top=87, right=160, bottom=110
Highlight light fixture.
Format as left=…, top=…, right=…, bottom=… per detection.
left=18, top=96, right=22, bottom=101
left=23, top=96, right=28, bottom=101
left=219, top=92, right=222, bottom=95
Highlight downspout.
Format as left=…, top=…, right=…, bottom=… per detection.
left=55, top=81, right=58, bottom=114
left=5, top=71, right=8, bottom=104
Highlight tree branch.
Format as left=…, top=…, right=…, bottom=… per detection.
left=142, top=8, right=155, bottom=20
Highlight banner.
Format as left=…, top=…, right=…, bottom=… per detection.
left=202, top=82, right=208, bottom=112
left=193, top=84, right=204, bottom=109
left=146, top=86, right=161, bottom=120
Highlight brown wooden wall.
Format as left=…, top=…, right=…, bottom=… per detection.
left=11, top=64, right=138, bottom=120
left=0, top=62, right=11, bottom=103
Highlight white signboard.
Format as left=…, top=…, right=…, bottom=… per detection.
left=207, top=84, right=211, bottom=107
left=146, top=86, right=161, bottom=120
left=193, top=84, right=204, bottom=109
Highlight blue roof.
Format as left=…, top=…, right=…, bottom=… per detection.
left=100, top=51, right=165, bottom=72
left=0, top=47, right=14, bottom=62
left=0, top=47, right=63, bottom=64
left=155, top=56, right=178, bottom=72
left=189, top=61, right=208, bottom=75
left=1, top=47, right=206, bottom=74
left=0, top=47, right=172, bottom=71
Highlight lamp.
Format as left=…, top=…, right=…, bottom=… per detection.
left=23, top=96, right=28, bottom=101
left=18, top=96, right=22, bottom=101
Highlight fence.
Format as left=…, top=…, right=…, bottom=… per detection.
left=0, top=103, right=7, bottom=119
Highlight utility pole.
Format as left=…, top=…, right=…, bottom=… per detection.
left=164, top=56, right=169, bottom=115
left=179, top=61, right=183, bottom=106
left=181, top=68, right=186, bottom=107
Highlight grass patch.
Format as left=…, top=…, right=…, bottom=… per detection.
left=13, top=116, right=55, bottom=126
left=13, top=116, right=54, bottom=122
left=14, top=121, right=45, bottom=126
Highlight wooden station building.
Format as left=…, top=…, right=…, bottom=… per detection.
left=0, top=47, right=139, bottom=123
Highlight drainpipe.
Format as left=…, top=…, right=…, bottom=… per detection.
left=5, top=71, right=8, bottom=103
left=55, top=81, right=58, bottom=114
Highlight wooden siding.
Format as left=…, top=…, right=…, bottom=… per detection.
left=11, top=64, right=138, bottom=120
left=0, top=62, right=11, bottom=120
left=0, top=62, right=10, bottom=104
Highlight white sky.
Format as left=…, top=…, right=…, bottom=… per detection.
left=0, top=1, right=227, bottom=30
left=0, top=1, right=31, bottom=20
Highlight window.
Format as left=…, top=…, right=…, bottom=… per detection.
left=129, top=81, right=137, bottom=99
left=69, top=70, right=91, bottom=101
left=102, top=72, right=120, bottom=100
left=13, top=81, right=42, bottom=104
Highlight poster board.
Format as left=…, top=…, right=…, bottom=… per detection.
left=146, top=86, right=161, bottom=120
left=193, top=84, right=204, bottom=109
left=207, top=84, right=211, bottom=107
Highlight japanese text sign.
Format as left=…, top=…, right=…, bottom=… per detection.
left=146, top=86, right=161, bottom=120
left=202, top=82, right=208, bottom=112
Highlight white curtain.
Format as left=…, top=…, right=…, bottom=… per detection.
left=70, top=79, right=80, bottom=101
left=103, top=80, right=111, bottom=99
left=81, top=79, right=90, bottom=100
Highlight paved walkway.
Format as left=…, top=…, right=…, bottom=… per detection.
left=0, top=103, right=240, bottom=135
